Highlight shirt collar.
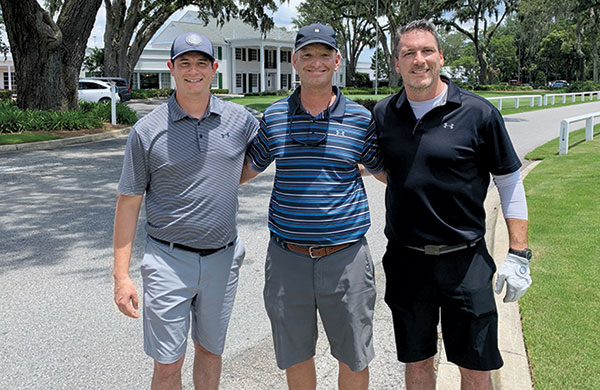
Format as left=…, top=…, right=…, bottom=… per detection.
left=168, top=93, right=224, bottom=121
left=288, top=85, right=346, bottom=118
left=395, top=75, right=461, bottom=111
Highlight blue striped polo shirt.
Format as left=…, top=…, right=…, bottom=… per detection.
left=118, top=93, right=259, bottom=248
left=247, top=86, right=384, bottom=246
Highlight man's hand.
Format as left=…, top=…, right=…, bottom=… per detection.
left=494, top=253, right=532, bottom=303
left=114, top=277, right=139, bottom=318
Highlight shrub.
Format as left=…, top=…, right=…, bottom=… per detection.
left=81, top=101, right=138, bottom=125
left=0, top=101, right=137, bottom=134
left=341, top=86, right=402, bottom=95
left=210, top=88, right=229, bottom=94
left=353, top=98, right=378, bottom=113
left=474, top=83, right=533, bottom=91
left=0, top=90, right=14, bottom=101
left=130, top=88, right=174, bottom=99
left=567, top=81, right=600, bottom=93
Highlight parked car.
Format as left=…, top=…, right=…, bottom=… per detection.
left=84, top=76, right=131, bottom=102
left=550, top=80, right=569, bottom=89
left=78, top=79, right=121, bottom=104
left=508, top=79, right=521, bottom=86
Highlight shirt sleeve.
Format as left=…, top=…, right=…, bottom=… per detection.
left=246, top=117, right=273, bottom=172
left=244, top=110, right=260, bottom=148
left=360, top=118, right=385, bottom=174
left=481, top=107, right=522, bottom=175
left=117, top=129, right=148, bottom=195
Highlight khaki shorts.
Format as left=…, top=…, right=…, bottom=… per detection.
left=141, top=235, right=245, bottom=364
left=263, top=236, right=376, bottom=372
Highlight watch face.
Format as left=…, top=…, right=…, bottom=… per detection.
left=524, top=248, right=533, bottom=260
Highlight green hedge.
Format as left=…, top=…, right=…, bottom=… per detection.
left=244, top=89, right=290, bottom=97
left=130, top=88, right=174, bottom=99
left=341, top=86, right=403, bottom=95
left=353, top=98, right=378, bottom=113
left=0, top=90, right=13, bottom=100
left=130, top=88, right=231, bottom=99
left=567, top=81, right=600, bottom=93
left=0, top=100, right=137, bottom=134
left=473, top=83, right=534, bottom=91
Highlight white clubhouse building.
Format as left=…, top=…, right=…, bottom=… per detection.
left=131, top=11, right=346, bottom=93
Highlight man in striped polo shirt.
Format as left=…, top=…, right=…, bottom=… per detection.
left=241, top=24, right=386, bottom=390
left=113, top=32, right=258, bottom=389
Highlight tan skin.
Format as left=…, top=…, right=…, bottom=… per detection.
left=113, top=52, right=223, bottom=390
left=395, top=29, right=528, bottom=390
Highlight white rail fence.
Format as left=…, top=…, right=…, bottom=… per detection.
left=559, top=112, right=600, bottom=155
left=486, top=95, right=542, bottom=110
left=544, top=91, right=600, bottom=105
left=486, top=91, right=600, bottom=110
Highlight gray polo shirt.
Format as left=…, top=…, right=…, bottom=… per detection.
left=118, top=93, right=259, bottom=248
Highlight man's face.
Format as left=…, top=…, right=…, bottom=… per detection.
left=395, top=30, right=444, bottom=97
left=167, top=52, right=218, bottom=96
left=292, top=43, right=340, bottom=89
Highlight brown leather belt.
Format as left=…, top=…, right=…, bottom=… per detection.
left=284, top=242, right=349, bottom=259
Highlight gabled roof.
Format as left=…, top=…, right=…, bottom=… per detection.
left=148, top=10, right=296, bottom=49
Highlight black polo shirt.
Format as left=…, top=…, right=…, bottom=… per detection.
left=373, top=76, right=521, bottom=246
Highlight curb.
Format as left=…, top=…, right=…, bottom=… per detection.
left=0, top=127, right=131, bottom=153
left=436, top=161, right=540, bottom=390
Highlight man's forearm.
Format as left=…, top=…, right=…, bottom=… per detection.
left=505, top=217, right=528, bottom=250
left=113, top=194, right=143, bottom=280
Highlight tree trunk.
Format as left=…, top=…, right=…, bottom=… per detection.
left=575, top=16, right=585, bottom=81
left=0, top=0, right=102, bottom=111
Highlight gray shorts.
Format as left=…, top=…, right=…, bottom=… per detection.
left=141, top=235, right=245, bottom=364
left=263, top=236, right=376, bottom=372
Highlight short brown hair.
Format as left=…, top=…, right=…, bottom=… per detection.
left=396, top=19, right=441, bottom=53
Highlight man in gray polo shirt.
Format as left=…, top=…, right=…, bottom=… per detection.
left=113, top=32, right=258, bottom=389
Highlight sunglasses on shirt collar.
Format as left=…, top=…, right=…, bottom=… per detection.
left=287, top=113, right=330, bottom=146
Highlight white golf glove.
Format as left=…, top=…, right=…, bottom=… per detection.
left=494, top=253, right=532, bottom=303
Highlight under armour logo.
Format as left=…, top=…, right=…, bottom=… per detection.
left=221, top=132, right=231, bottom=138
left=443, top=122, right=455, bottom=130
left=335, top=130, right=345, bottom=137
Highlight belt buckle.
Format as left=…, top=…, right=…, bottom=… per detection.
left=308, top=246, right=320, bottom=259
left=424, top=245, right=441, bottom=256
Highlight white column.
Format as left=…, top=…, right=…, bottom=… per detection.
left=276, top=46, right=281, bottom=90
left=260, top=44, right=265, bottom=92
left=292, top=50, right=296, bottom=89
left=8, top=64, right=12, bottom=90
left=231, top=46, right=237, bottom=94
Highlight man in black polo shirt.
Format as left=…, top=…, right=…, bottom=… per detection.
left=373, top=20, right=532, bottom=390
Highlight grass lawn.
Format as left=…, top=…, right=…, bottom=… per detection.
left=521, top=126, right=600, bottom=389
left=0, top=132, right=60, bottom=145
left=226, top=95, right=283, bottom=112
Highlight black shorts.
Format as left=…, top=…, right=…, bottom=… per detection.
left=382, top=239, right=503, bottom=371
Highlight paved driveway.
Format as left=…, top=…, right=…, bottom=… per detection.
left=1, top=99, right=599, bottom=389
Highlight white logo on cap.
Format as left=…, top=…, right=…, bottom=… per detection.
left=186, top=33, right=203, bottom=46
left=315, top=28, right=320, bottom=33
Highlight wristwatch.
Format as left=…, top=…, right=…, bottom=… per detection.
left=509, top=247, right=532, bottom=261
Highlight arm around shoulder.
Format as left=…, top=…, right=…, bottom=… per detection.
left=240, top=159, right=261, bottom=184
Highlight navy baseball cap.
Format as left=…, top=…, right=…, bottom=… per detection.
left=170, top=32, right=214, bottom=61
left=294, top=23, right=337, bottom=52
